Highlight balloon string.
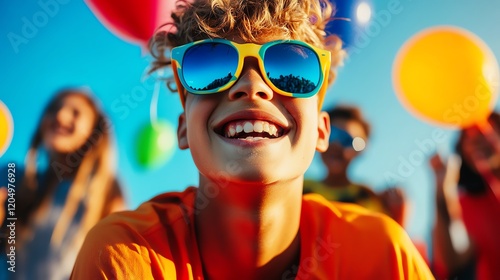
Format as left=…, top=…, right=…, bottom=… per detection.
left=477, top=120, right=500, bottom=203
left=150, top=69, right=163, bottom=127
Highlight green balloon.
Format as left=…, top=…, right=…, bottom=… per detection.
left=136, top=120, right=176, bottom=168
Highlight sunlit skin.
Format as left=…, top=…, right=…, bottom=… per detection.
left=41, top=94, right=97, bottom=163
left=176, top=39, right=331, bottom=279
left=320, top=119, right=367, bottom=187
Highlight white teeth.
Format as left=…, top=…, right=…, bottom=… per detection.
left=270, top=125, right=277, bottom=136
left=263, top=122, right=269, bottom=133
left=243, top=122, right=253, bottom=133
left=223, top=120, right=282, bottom=138
left=253, top=121, right=263, bottom=133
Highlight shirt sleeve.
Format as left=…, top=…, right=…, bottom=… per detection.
left=70, top=218, right=176, bottom=280
left=381, top=216, right=435, bottom=280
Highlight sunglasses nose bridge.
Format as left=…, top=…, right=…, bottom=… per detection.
left=236, top=43, right=265, bottom=74
left=227, top=44, right=275, bottom=101
left=236, top=43, right=262, bottom=58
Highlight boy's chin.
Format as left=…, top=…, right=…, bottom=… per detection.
left=211, top=166, right=303, bottom=187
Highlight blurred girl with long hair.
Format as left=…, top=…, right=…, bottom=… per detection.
left=1, top=88, right=126, bottom=279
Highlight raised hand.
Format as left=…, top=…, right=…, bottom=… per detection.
left=379, top=187, right=407, bottom=227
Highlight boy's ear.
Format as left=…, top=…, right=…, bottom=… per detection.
left=177, top=113, right=189, bottom=150
left=316, top=111, right=330, bottom=152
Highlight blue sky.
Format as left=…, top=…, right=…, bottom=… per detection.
left=1, top=0, right=500, bottom=250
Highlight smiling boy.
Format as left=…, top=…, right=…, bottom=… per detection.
left=71, top=0, right=434, bottom=279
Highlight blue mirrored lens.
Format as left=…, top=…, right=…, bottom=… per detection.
left=329, top=126, right=353, bottom=148
left=264, top=43, right=320, bottom=94
left=182, top=43, right=238, bottom=91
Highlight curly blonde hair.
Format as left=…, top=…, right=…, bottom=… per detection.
left=150, top=0, right=345, bottom=98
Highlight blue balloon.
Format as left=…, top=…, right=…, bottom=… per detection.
left=325, top=0, right=373, bottom=51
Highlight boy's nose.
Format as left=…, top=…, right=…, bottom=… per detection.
left=227, top=57, right=274, bottom=101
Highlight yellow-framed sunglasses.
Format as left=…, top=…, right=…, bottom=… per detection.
left=170, top=39, right=331, bottom=106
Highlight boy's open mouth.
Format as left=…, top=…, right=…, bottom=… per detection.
left=221, top=120, right=284, bottom=139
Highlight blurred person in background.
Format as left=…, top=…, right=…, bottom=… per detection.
left=304, top=105, right=408, bottom=227
left=1, top=88, right=126, bottom=280
left=430, top=111, right=500, bottom=280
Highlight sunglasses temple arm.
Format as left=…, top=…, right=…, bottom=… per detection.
left=171, top=62, right=187, bottom=108
left=317, top=78, right=329, bottom=110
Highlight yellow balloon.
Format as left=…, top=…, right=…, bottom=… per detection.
left=393, top=26, right=499, bottom=128
left=0, top=100, right=14, bottom=157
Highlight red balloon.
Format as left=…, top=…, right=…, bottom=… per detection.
left=85, top=0, right=176, bottom=48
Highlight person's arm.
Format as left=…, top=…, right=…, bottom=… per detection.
left=0, top=188, right=6, bottom=225
left=101, top=178, right=127, bottom=217
left=379, top=187, right=407, bottom=227
left=430, top=154, right=475, bottom=277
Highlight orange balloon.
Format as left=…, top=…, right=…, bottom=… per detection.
left=0, top=100, right=14, bottom=157
left=393, top=26, right=499, bottom=128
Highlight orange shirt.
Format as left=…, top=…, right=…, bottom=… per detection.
left=71, top=187, right=433, bottom=280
